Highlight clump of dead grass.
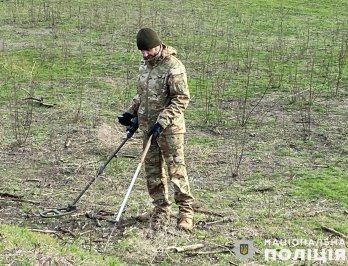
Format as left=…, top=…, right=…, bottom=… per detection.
left=96, top=123, right=123, bottom=150
left=113, top=225, right=181, bottom=265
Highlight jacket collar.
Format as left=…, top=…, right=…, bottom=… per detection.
left=143, top=43, right=177, bottom=66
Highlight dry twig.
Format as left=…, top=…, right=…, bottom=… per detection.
left=306, top=209, right=327, bottom=217
left=186, top=249, right=230, bottom=256
left=196, top=216, right=233, bottom=227
left=23, top=96, right=56, bottom=108
left=28, top=229, right=63, bottom=239
left=252, top=186, right=275, bottom=192
left=85, top=212, right=115, bottom=223
left=166, top=244, right=205, bottom=253
left=57, top=227, right=76, bottom=238
left=0, top=192, right=40, bottom=205
left=193, top=207, right=225, bottom=217
left=321, top=225, right=348, bottom=239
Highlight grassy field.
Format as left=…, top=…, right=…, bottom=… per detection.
left=0, top=0, right=347, bottom=265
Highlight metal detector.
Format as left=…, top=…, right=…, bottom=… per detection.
left=40, top=118, right=138, bottom=218
left=111, top=134, right=152, bottom=224
left=104, top=135, right=153, bottom=251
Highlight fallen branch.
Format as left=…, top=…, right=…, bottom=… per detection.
left=193, top=207, right=225, bottom=217
left=166, top=244, right=205, bottom=253
left=23, top=96, right=56, bottom=108
left=307, top=209, right=328, bottom=217
left=0, top=151, right=24, bottom=155
left=29, top=228, right=58, bottom=234
left=85, top=211, right=138, bottom=228
left=96, top=210, right=115, bottom=216
left=186, top=249, right=230, bottom=256
left=85, top=212, right=115, bottom=223
left=78, top=230, right=92, bottom=237
left=196, top=216, right=233, bottom=227
left=10, top=198, right=40, bottom=205
left=0, top=192, right=21, bottom=199
left=252, top=186, right=274, bottom=192
left=23, top=96, right=43, bottom=102
left=120, top=155, right=137, bottom=159
left=30, top=227, right=76, bottom=239
left=0, top=192, right=40, bottom=205
left=184, top=242, right=234, bottom=257
left=321, top=225, right=348, bottom=239
left=25, top=179, right=41, bottom=183
left=57, top=227, right=76, bottom=238
left=29, top=229, right=63, bottom=239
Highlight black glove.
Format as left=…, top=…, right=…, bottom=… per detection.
left=126, top=117, right=139, bottom=138
left=148, top=122, right=163, bottom=144
left=117, top=112, right=135, bottom=126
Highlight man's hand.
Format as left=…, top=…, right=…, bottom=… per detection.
left=148, top=122, right=163, bottom=144
left=117, top=112, right=135, bottom=126
left=126, top=117, right=139, bottom=138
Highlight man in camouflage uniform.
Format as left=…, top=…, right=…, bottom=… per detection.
left=118, top=28, right=194, bottom=231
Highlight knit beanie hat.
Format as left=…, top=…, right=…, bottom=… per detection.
left=136, top=28, right=161, bottom=50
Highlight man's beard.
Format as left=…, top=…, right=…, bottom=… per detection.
left=143, top=54, right=155, bottom=60
left=143, top=46, right=162, bottom=61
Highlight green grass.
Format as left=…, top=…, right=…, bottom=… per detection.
left=0, top=225, right=122, bottom=266
left=0, top=0, right=347, bottom=128
left=292, top=167, right=348, bottom=208
left=0, top=0, right=347, bottom=265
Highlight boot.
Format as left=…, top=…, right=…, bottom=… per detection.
left=176, top=202, right=194, bottom=231
left=177, top=215, right=194, bottom=231
left=177, top=208, right=194, bottom=231
left=149, top=206, right=171, bottom=230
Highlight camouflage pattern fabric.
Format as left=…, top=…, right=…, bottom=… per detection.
left=127, top=44, right=190, bottom=134
left=143, top=133, right=194, bottom=218
left=128, top=44, right=194, bottom=218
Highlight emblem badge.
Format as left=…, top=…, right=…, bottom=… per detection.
left=233, top=238, right=256, bottom=260
left=240, top=243, right=249, bottom=255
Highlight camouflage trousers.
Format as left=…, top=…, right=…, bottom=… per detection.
left=143, top=133, right=194, bottom=218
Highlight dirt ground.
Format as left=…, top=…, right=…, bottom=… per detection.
left=1, top=92, right=348, bottom=265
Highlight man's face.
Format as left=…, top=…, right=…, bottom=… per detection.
left=140, top=45, right=161, bottom=60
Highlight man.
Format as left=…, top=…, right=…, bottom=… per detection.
left=118, top=28, right=194, bottom=231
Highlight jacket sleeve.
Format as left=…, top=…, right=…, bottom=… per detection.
left=156, top=64, right=190, bottom=129
left=126, top=94, right=140, bottom=116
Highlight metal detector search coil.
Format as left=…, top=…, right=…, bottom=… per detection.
left=40, top=205, right=77, bottom=218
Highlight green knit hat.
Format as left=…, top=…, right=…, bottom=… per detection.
left=136, top=28, right=161, bottom=50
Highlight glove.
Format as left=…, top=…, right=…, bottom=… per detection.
left=148, top=122, right=163, bottom=144
left=126, top=117, right=139, bottom=138
left=117, top=112, right=135, bottom=126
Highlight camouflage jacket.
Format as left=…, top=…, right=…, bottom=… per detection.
left=127, top=44, right=190, bottom=135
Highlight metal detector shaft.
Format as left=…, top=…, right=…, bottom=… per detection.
left=115, top=135, right=152, bottom=223
left=70, top=135, right=130, bottom=207
left=40, top=128, right=135, bottom=218
left=69, top=118, right=139, bottom=207
left=104, top=135, right=152, bottom=251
